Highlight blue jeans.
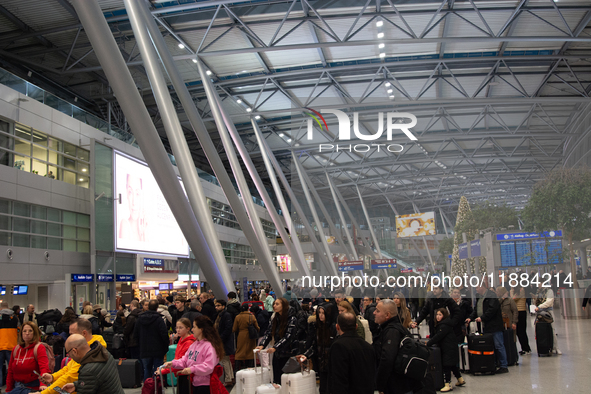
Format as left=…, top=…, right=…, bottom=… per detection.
left=492, top=331, right=508, bottom=369
left=0, top=349, right=11, bottom=386
left=141, top=357, right=164, bottom=382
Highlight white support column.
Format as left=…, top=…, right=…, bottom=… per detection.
left=136, top=0, right=281, bottom=293
left=326, top=175, right=359, bottom=260
left=125, top=0, right=234, bottom=290
left=292, top=152, right=338, bottom=276
left=72, top=0, right=230, bottom=297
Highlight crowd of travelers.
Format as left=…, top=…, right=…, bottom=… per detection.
left=0, top=274, right=584, bottom=394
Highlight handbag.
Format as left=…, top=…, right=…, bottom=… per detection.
left=282, top=356, right=303, bottom=374
left=247, top=315, right=258, bottom=340
left=112, top=333, right=124, bottom=350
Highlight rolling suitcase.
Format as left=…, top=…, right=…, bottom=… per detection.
left=117, top=358, right=143, bottom=388
left=535, top=322, right=553, bottom=357
left=418, top=337, right=444, bottom=391
left=467, top=333, right=496, bottom=374
left=166, top=345, right=177, bottom=386
left=458, top=343, right=470, bottom=373
left=503, top=328, right=518, bottom=366
left=236, top=350, right=272, bottom=394
left=280, top=364, right=316, bottom=394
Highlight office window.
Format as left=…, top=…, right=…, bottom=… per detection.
left=0, top=121, right=90, bottom=187
left=0, top=197, right=90, bottom=252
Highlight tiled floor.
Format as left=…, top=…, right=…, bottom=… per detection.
left=4, top=311, right=583, bottom=394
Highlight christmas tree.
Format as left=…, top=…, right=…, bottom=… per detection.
left=451, top=196, right=486, bottom=278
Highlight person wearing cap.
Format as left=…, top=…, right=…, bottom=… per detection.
left=92, top=305, right=112, bottom=334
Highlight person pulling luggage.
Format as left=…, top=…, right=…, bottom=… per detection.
left=426, top=308, right=466, bottom=391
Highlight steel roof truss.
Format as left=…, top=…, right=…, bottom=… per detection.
left=343, top=0, right=373, bottom=42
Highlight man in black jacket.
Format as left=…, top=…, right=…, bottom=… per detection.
left=214, top=300, right=235, bottom=387
left=199, top=292, right=217, bottom=321
left=466, top=285, right=508, bottom=374
left=183, top=299, right=203, bottom=326
left=226, top=292, right=241, bottom=321
left=451, top=288, right=473, bottom=343
left=373, top=299, right=422, bottom=394
left=62, top=334, right=124, bottom=394
left=412, top=285, right=461, bottom=336
left=134, top=300, right=169, bottom=381
left=329, top=312, right=375, bottom=394
left=123, top=300, right=141, bottom=360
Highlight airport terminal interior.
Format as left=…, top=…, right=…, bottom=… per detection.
left=1, top=0, right=591, bottom=393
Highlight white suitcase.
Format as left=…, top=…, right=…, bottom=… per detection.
left=236, top=350, right=272, bottom=394
left=281, top=365, right=317, bottom=394
left=256, top=383, right=282, bottom=394
left=459, top=343, right=470, bottom=372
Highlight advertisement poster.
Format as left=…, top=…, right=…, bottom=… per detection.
left=115, top=153, right=189, bottom=256
left=395, top=212, right=436, bottom=237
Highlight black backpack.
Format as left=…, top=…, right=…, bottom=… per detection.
left=394, top=331, right=430, bottom=381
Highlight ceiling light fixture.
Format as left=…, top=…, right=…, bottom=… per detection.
left=236, top=99, right=242, bottom=104
left=287, top=138, right=292, bottom=142
left=246, top=107, right=252, bottom=112
left=379, top=53, right=386, bottom=58
left=192, top=59, right=197, bottom=63
left=205, top=70, right=212, bottom=76
left=387, top=89, right=393, bottom=93
left=385, top=82, right=391, bottom=87
left=377, top=32, right=384, bottom=39
left=255, top=115, right=261, bottom=120
left=378, top=43, right=385, bottom=49
left=279, top=133, right=284, bottom=137
left=389, top=95, right=395, bottom=99
left=376, top=21, right=383, bottom=27
left=178, top=43, right=185, bottom=49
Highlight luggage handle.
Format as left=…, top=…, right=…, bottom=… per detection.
left=253, top=348, right=268, bottom=375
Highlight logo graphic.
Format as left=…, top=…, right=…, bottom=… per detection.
left=306, top=109, right=418, bottom=141
left=304, top=108, right=418, bottom=153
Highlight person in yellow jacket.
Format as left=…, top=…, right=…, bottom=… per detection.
left=34, top=318, right=106, bottom=394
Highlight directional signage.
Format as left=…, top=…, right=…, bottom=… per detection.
left=116, top=274, right=136, bottom=282
left=470, top=239, right=481, bottom=258
left=371, top=259, right=397, bottom=270
left=144, top=258, right=164, bottom=267
left=458, top=243, right=468, bottom=259
left=496, top=230, right=562, bottom=241
left=338, top=260, right=364, bottom=272
left=72, top=274, right=94, bottom=282
left=97, top=274, right=114, bottom=282
left=400, top=268, right=413, bottom=273
left=416, top=268, right=426, bottom=272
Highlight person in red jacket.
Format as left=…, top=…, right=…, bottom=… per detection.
left=156, top=318, right=196, bottom=394
left=6, top=321, right=51, bottom=392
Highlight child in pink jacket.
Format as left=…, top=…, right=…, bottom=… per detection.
left=164, top=316, right=224, bottom=393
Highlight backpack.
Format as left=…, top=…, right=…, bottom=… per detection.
left=34, top=342, right=56, bottom=372
left=393, top=333, right=430, bottom=381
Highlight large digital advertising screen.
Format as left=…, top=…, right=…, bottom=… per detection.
left=114, top=153, right=189, bottom=256
left=395, top=212, right=436, bottom=237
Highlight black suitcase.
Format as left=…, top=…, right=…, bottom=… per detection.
left=428, top=345, right=444, bottom=390
left=116, top=358, right=142, bottom=388
left=535, top=322, right=553, bottom=357
left=503, top=329, right=519, bottom=366
left=467, top=333, right=496, bottom=374
left=420, top=338, right=444, bottom=390
left=102, top=328, right=114, bottom=351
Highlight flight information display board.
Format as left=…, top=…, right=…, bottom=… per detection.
left=515, top=240, right=531, bottom=266
left=500, top=241, right=517, bottom=267
left=547, top=239, right=562, bottom=265
left=532, top=240, right=548, bottom=265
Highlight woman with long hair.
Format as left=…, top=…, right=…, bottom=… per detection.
left=164, top=316, right=224, bottom=394
left=255, top=297, right=297, bottom=384
left=393, top=292, right=412, bottom=328
left=158, top=317, right=196, bottom=394
left=296, top=303, right=337, bottom=394
left=337, top=301, right=365, bottom=339
left=56, top=308, right=78, bottom=337
left=6, top=321, right=51, bottom=392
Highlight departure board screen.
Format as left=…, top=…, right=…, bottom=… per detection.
left=532, top=240, right=548, bottom=265
left=515, top=240, right=531, bottom=266
left=547, top=239, right=562, bottom=265
left=500, top=241, right=517, bottom=267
